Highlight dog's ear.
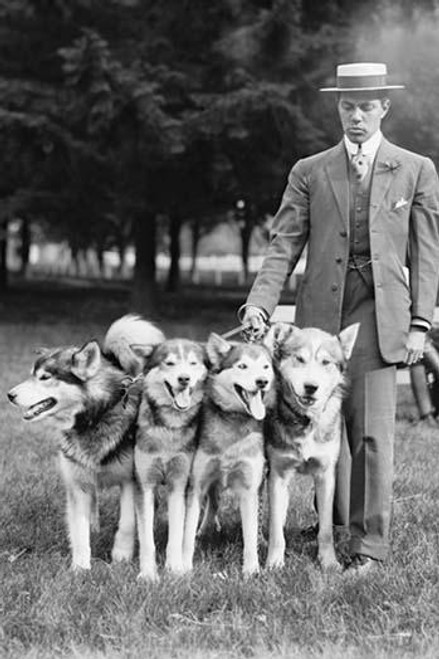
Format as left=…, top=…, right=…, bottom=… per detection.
left=129, top=343, right=156, bottom=374
left=206, top=333, right=232, bottom=368
left=71, top=341, right=102, bottom=380
left=263, top=322, right=296, bottom=355
left=34, top=347, right=51, bottom=357
left=338, top=323, right=360, bottom=361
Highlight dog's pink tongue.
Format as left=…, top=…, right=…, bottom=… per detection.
left=175, top=389, right=191, bottom=410
left=249, top=391, right=266, bottom=420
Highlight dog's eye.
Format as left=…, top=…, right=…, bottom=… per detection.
left=165, top=360, right=176, bottom=367
left=295, top=355, right=305, bottom=364
left=189, top=361, right=198, bottom=366
left=39, top=373, right=52, bottom=381
left=263, top=364, right=270, bottom=370
left=237, top=363, right=248, bottom=370
left=321, top=359, right=332, bottom=366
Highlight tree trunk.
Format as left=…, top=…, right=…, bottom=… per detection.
left=190, top=219, right=200, bottom=281
left=0, top=219, right=9, bottom=291
left=117, top=240, right=126, bottom=276
left=95, top=243, right=105, bottom=278
left=166, top=211, right=181, bottom=292
left=240, top=217, right=253, bottom=284
left=20, top=217, right=30, bottom=277
left=131, top=211, right=157, bottom=315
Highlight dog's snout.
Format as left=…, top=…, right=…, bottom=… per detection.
left=178, top=375, right=190, bottom=386
left=7, top=390, right=17, bottom=403
left=304, top=383, right=318, bottom=395
left=255, top=378, right=269, bottom=389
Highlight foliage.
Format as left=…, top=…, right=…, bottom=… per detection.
left=2, top=0, right=439, bottom=299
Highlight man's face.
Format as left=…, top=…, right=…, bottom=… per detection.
left=337, top=93, right=390, bottom=143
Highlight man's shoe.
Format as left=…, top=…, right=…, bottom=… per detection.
left=345, top=553, right=382, bottom=576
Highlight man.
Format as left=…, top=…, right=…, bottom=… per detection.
left=240, top=63, right=439, bottom=573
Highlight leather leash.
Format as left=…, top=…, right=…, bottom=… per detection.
left=220, top=322, right=270, bottom=343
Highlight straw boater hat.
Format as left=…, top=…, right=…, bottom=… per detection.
left=320, top=62, right=405, bottom=92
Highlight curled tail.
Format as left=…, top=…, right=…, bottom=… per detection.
left=104, top=314, right=165, bottom=375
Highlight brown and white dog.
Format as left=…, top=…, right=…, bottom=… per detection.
left=7, top=315, right=164, bottom=571
left=263, top=322, right=359, bottom=570
left=134, top=338, right=208, bottom=580
left=182, top=334, right=275, bottom=576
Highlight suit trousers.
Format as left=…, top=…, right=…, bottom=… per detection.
left=333, top=265, right=397, bottom=561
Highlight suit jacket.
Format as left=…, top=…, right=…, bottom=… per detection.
left=245, top=138, right=439, bottom=363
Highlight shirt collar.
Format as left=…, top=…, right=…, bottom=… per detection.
left=344, top=130, right=383, bottom=160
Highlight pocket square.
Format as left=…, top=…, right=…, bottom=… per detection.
left=393, top=197, right=408, bottom=210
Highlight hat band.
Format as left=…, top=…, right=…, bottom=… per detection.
left=337, top=74, right=387, bottom=89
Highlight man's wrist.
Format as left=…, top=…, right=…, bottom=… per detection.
left=237, top=304, right=269, bottom=323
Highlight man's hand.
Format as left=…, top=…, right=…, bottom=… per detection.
left=404, top=329, right=427, bottom=365
left=241, top=305, right=268, bottom=341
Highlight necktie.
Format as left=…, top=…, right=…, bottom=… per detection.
left=351, top=145, right=369, bottom=182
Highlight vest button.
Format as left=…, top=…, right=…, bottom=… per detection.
left=336, top=256, right=342, bottom=263
left=331, top=284, right=338, bottom=292
left=340, top=230, right=347, bottom=237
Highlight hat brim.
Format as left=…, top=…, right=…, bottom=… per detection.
left=320, top=85, right=405, bottom=92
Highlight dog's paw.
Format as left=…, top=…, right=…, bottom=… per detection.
left=265, top=550, right=285, bottom=570
left=111, top=547, right=134, bottom=564
left=71, top=559, right=91, bottom=572
left=243, top=562, right=260, bottom=578
left=137, top=569, right=159, bottom=583
left=165, top=560, right=185, bottom=575
left=318, top=551, right=341, bottom=572
left=181, top=561, right=193, bottom=574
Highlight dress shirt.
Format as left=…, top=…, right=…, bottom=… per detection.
left=343, top=130, right=383, bottom=162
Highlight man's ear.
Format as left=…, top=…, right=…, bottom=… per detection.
left=71, top=341, right=101, bottom=380
left=206, top=333, right=232, bottom=369
left=381, top=97, right=391, bottom=119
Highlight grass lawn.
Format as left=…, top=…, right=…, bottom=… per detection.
left=1, top=281, right=438, bottom=659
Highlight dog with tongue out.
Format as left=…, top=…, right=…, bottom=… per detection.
left=182, top=333, right=275, bottom=576
left=134, top=337, right=208, bottom=581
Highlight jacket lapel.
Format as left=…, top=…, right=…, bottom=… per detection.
left=370, top=139, right=401, bottom=225
left=325, top=141, right=349, bottom=229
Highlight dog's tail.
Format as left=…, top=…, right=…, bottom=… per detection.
left=104, top=314, right=165, bottom=375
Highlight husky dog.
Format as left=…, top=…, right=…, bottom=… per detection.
left=134, top=337, right=208, bottom=580
left=263, top=322, right=359, bottom=570
left=182, top=334, right=275, bottom=576
left=7, top=315, right=164, bottom=571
